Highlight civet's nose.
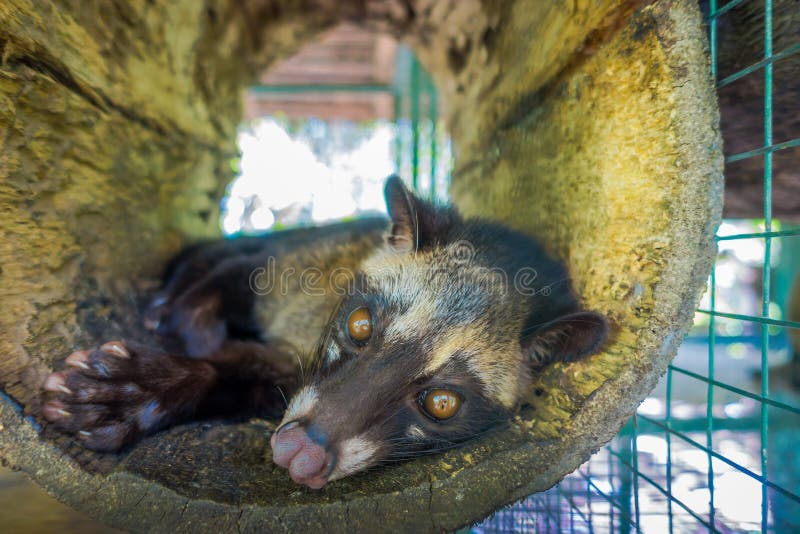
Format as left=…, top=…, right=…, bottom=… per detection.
left=271, top=422, right=335, bottom=489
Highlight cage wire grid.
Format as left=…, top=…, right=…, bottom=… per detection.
left=474, top=0, right=800, bottom=532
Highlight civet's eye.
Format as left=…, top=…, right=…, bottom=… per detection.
left=347, top=306, right=372, bottom=343
left=421, top=389, right=462, bottom=420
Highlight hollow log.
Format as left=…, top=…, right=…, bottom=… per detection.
left=0, top=0, right=722, bottom=531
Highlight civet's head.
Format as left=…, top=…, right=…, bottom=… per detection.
left=271, top=176, right=608, bottom=488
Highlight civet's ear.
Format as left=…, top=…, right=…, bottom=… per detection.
left=384, top=175, right=418, bottom=252
left=383, top=175, right=456, bottom=253
left=521, top=311, right=609, bottom=371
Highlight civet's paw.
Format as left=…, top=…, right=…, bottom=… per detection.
left=42, top=341, right=214, bottom=452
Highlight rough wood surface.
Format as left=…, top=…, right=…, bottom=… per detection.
left=0, top=0, right=722, bottom=531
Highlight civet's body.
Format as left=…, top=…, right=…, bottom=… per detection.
left=43, top=176, right=608, bottom=489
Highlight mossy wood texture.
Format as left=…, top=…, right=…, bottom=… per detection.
left=0, top=0, right=722, bottom=531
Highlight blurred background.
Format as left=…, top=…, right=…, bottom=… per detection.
left=221, top=23, right=449, bottom=236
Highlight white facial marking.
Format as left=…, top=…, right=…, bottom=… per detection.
left=384, top=298, right=436, bottom=343
left=326, top=342, right=340, bottom=364
left=281, top=385, right=318, bottom=424
left=328, top=435, right=379, bottom=481
left=406, top=425, right=427, bottom=440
